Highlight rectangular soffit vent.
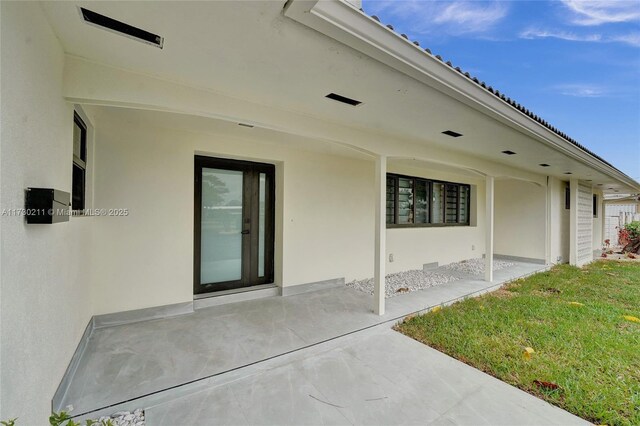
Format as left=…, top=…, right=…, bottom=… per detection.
left=325, top=93, right=362, bottom=106
left=80, top=7, right=164, bottom=49
left=442, top=130, right=463, bottom=137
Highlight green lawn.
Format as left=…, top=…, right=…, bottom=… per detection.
left=397, top=261, right=640, bottom=426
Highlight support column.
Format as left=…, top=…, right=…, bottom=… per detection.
left=485, top=176, right=494, bottom=282
left=600, top=190, right=606, bottom=249
left=545, top=176, right=552, bottom=265
left=374, top=155, right=386, bottom=315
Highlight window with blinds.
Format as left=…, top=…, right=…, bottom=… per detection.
left=386, top=173, right=471, bottom=227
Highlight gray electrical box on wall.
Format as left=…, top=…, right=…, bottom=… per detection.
left=25, top=188, right=70, bottom=224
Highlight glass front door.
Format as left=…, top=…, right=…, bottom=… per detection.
left=194, top=156, right=275, bottom=294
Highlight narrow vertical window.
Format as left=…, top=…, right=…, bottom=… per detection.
left=565, top=184, right=570, bottom=210
left=415, top=180, right=429, bottom=224
left=72, top=112, right=87, bottom=213
left=593, top=194, right=597, bottom=218
left=386, top=176, right=396, bottom=224
left=397, top=177, right=414, bottom=224
left=459, top=185, right=470, bottom=224
left=431, top=182, right=445, bottom=224
left=445, top=183, right=459, bottom=223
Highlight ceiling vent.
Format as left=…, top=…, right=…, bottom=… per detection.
left=325, top=93, right=362, bottom=106
left=80, top=7, right=164, bottom=48
left=442, top=130, right=463, bottom=138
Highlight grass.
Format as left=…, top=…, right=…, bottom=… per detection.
left=397, top=261, right=640, bottom=426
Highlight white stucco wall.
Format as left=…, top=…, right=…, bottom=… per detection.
left=0, top=3, right=94, bottom=422
left=89, top=107, right=499, bottom=313
left=549, top=177, right=570, bottom=263
left=89, top=108, right=376, bottom=314
left=494, top=179, right=546, bottom=261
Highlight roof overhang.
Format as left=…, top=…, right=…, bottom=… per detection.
left=284, top=0, right=640, bottom=193
left=604, top=194, right=640, bottom=205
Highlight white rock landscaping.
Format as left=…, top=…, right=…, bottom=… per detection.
left=96, top=409, right=145, bottom=426
left=443, top=257, right=514, bottom=275
left=347, top=269, right=459, bottom=298
left=346, top=258, right=515, bottom=298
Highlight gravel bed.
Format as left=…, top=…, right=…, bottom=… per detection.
left=443, top=257, right=514, bottom=275
left=95, top=409, right=145, bottom=426
left=347, top=258, right=516, bottom=298
left=347, top=269, right=459, bottom=298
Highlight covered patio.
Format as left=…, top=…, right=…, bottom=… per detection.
left=61, top=260, right=547, bottom=419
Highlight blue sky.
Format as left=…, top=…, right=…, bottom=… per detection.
left=362, top=0, right=640, bottom=181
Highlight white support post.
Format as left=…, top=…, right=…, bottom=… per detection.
left=600, top=190, right=605, bottom=249
left=545, top=176, right=552, bottom=265
left=374, top=155, right=386, bottom=315
left=485, top=176, right=494, bottom=282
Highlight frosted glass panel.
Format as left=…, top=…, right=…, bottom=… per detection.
left=258, top=173, right=266, bottom=277
left=200, top=168, right=243, bottom=284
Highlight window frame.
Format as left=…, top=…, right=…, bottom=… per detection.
left=386, top=172, right=471, bottom=228
left=72, top=111, right=87, bottom=214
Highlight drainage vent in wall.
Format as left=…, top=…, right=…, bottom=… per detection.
left=80, top=7, right=164, bottom=49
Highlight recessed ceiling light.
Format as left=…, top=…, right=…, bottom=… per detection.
left=501, top=150, right=516, bottom=155
left=325, top=93, right=362, bottom=106
left=539, top=163, right=550, bottom=167
left=80, top=7, right=164, bottom=48
left=442, top=130, right=463, bottom=138
left=564, top=172, right=572, bottom=175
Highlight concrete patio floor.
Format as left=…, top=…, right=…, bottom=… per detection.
left=146, top=325, right=587, bottom=425
left=63, top=260, right=582, bottom=424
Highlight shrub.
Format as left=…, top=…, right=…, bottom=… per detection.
left=618, top=221, right=640, bottom=245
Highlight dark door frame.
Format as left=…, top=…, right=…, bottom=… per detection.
left=194, top=156, right=275, bottom=295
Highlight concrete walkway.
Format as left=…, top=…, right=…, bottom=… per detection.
left=146, top=326, right=587, bottom=425
left=63, top=261, right=588, bottom=424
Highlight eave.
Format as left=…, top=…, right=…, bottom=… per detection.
left=284, top=0, right=640, bottom=193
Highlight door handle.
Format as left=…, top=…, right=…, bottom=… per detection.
left=241, top=230, right=250, bottom=235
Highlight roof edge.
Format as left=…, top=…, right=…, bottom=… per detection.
left=284, top=0, right=640, bottom=191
